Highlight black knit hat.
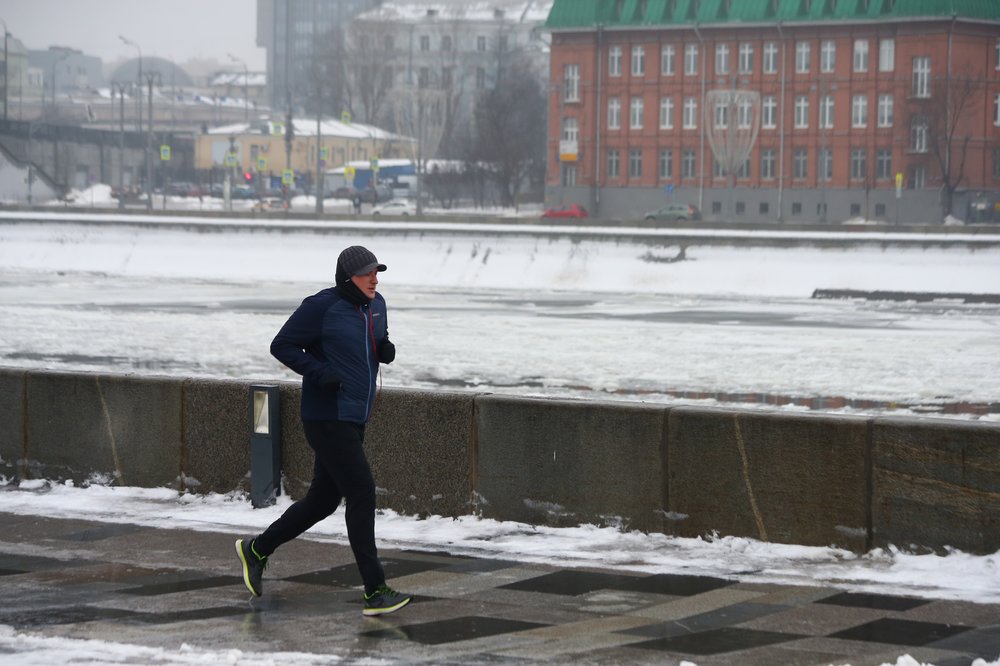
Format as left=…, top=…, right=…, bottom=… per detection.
left=336, top=246, right=387, bottom=283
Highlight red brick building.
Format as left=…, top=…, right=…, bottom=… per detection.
left=545, top=0, right=1000, bottom=224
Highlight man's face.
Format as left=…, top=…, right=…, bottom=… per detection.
left=350, top=270, right=379, bottom=299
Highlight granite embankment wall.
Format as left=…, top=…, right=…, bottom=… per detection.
left=1, top=367, right=997, bottom=555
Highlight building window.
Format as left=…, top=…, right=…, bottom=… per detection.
left=659, top=149, right=673, bottom=179
left=910, top=165, right=927, bottom=189
left=661, top=44, right=675, bottom=75
left=608, top=97, right=621, bottom=130
left=418, top=67, right=429, bottom=88
left=630, top=97, right=644, bottom=129
left=995, top=93, right=1000, bottom=126
left=996, top=38, right=1000, bottom=70
left=850, top=148, right=867, bottom=180
left=819, top=95, right=834, bottom=129
left=441, top=35, right=452, bottom=51
left=442, top=67, right=453, bottom=88
left=714, top=99, right=729, bottom=129
left=685, top=43, right=699, bottom=75
left=793, top=148, right=808, bottom=180
left=715, top=43, right=730, bottom=75
left=763, top=42, right=778, bottom=74
left=609, top=46, right=622, bottom=77
left=853, top=39, right=869, bottom=72
left=737, top=99, right=752, bottom=128
left=420, top=35, right=430, bottom=51
left=876, top=148, right=892, bottom=180
left=760, top=201, right=770, bottom=215
left=912, top=56, right=930, bottom=98
left=683, top=97, right=697, bottom=129
left=632, top=45, right=646, bottom=76
left=736, top=201, right=746, bottom=215
left=852, top=95, right=868, bottom=128
left=561, top=165, right=577, bottom=187
left=879, top=38, right=895, bottom=72
left=761, top=148, right=776, bottom=179
left=910, top=115, right=928, bottom=152
left=818, top=148, right=832, bottom=182
left=659, top=97, right=674, bottom=129
left=821, top=40, right=835, bottom=73
left=607, top=149, right=620, bottom=178
left=682, top=149, right=696, bottom=178
left=476, top=67, right=486, bottom=89
left=564, top=64, right=580, bottom=102
left=795, top=41, right=810, bottom=73
left=993, top=148, right=1000, bottom=178
left=499, top=35, right=508, bottom=52
left=739, top=43, right=753, bottom=74
left=792, top=202, right=802, bottom=215
left=875, top=203, right=886, bottom=217
left=561, top=117, right=579, bottom=143
left=713, top=158, right=726, bottom=179
left=850, top=203, right=861, bottom=217
left=629, top=149, right=643, bottom=178
left=762, top=95, right=777, bottom=129
left=477, top=35, right=487, bottom=51
left=712, top=201, right=723, bottom=215
left=794, top=96, right=809, bottom=129
left=878, top=94, right=894, bottom=127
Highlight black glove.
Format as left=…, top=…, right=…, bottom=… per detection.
left=318, top=369, right=342, bottom=391
left=378, top=339, right=396, bottom=364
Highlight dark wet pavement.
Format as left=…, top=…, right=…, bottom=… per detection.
left=1, top=513, right=998, bottom=664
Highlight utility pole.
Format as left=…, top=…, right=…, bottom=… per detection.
left=112, top=81, right=129, bottom=209
left=142, top=71, right=160, bottom=212
left=1, top=19, right=9, bottom=121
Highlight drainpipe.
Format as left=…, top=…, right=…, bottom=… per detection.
left=694, top=24, right=706, bottom=214
left=594, top=24, right=604, bottom=215
left=776, top=21, right=786, bottom=223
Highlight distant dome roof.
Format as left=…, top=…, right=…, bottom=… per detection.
left=109, top=57, right=194, bottom=87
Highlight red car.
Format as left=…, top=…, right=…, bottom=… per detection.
left=541, top=203, right=589, bottom=219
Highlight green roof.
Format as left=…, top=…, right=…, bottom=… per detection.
left=545, top=0, right=1000, bottom=29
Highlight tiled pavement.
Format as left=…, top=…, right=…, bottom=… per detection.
left=0, top=513, right=997, bottom=665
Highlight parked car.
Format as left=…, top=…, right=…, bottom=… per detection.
left=643, top=203, right=701, bottom=222
left=541, top=203, right=589, bottom=219
left=166, top=182, right=202, bottom=197
left=370, top=200, right=417, bottom=216
left=331, top=185, right=392, bottom=204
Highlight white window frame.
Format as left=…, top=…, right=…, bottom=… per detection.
left=561, top=117, right=579, bottom=143
left=682, top=149, right=696, bottom=178
left=763, top=42, right=778, bottom=74
left=630, top=97, right=644, bottom=129
left=794, top=95, right=809, bottom=129
left=821, top=40, right=836, bottom=73
left=793, top=148, right=808, bottom=180
left=911, top=116, right=928, bottom=153
left=818, top=148, right=832, bottom=182
left=850, top=148, right=867, bottom=180
left=714, top=99, right=729, bottom=129
left=607, top=149, right=620, bottom=178
left=879, top=38, right=895, bottom=72
left=819, top=95, right=834, bottom=129
left=684, top=43, right=699, bottom=76
left=659, top=96, right=674, bottom=129
left=913, top=56, right=930, bottom=98
left=628, top=148, right=643, bottom=178
left=609, top=46, right=622, bottom=77
left=738, top=99, right=752, bottom=129
left=876, top=148, right=892, bottom=180
left=995, top=93, right=1000, bottom=126
left=852, top=94, right=868, bottom=128
left=661, top=44, right=675, bottom=76
left=795, top=41, right=810, bottom=73
left=761, top=148, right=776, bottom=180
left=608, top=97, right=621, bottom=130
left=877, top=94, right=893, bottom=127
left=659, top=148, right=673, bottom=179
left=632, top=45, right=646, bottom=76
left=564, top=64, right=580, bottom=102
left=683, top=97, right=697, bottom=129
left=853, top=39, right=869, bottom=72
left=762, top=95, right=777, bottom=129
left=715, top=43, right=729, bottom=75
left=738, top=43, right=753, bottom=74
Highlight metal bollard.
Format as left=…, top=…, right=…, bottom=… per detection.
left=249, top=384, right=282, bottom=508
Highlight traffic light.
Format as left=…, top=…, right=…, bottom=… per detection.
left=244, top=171, right=253, bottom=183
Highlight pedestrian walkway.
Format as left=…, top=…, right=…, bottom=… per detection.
left=1, top=513, right=997, bottom=665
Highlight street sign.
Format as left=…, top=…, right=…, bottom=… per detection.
left=895, top=172, right=903, bottom=199
left=341, top=110, right=351, bottom=124
left=320, top=147, right=328, bottom=160
left=272, top=122, right=284, bottom=136
left=257, top=158, right=267, bottom=172
left=224, top=153, right=238, bottom=168
left=159, top=145, right=171, bottom=161
left=281, top=169, right=294, bottom=185
left=371, top=157, right=379, bottom=173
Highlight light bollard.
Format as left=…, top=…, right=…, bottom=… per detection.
left=249, top=384, right=281, bottom=508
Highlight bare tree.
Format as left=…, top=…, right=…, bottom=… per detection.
left=916, top=67, right=982, bottom=218
left=343, top=21, right=398, bottom=125
left=471, top=60, right=547, bottom=208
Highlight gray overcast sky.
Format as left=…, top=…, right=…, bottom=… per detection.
left=0, top=0, right=265, bottom=70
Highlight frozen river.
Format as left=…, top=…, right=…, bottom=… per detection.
left=1, top=212, right=998, bottom=420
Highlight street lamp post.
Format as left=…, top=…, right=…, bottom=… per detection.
left=119, top=36, right=142, bottom=137
left=142, top=71, right=161, bottom=212
left=1, top=18, right=9, bottom=122
left=228, top=52, right=249, bottom=123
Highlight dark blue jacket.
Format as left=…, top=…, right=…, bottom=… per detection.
left=270, top=287, right=388, bottom=423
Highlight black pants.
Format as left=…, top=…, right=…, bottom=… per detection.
left=253, top=420, right=385, bottom=594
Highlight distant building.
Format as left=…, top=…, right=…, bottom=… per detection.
left=29, top=46, right=104, bottom=98
left=255, top=0, right=377, bottom=114
left=347, top=0, right=553, bottom=140
left=545, top=0, right=1000, bottom=224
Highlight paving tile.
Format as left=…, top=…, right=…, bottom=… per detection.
left=828, top=617, right=973, bottom=645
left=363, top=614, right=549, bottom=646
left=627, top=626, right=806, bottom=656
left=817, top=590, right=931, bottom=611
